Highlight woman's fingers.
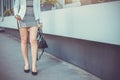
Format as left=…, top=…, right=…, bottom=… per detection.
left=15, top=15, right=21, bottom=20
left=38, top=23, right=43, bottom=29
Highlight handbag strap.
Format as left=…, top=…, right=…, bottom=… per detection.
left=37, top=49, right=44, bottom=60
left=38, top=28, right=44, bottom=38
left=17, top=20, right=20, bottom=29
left=37, top=28, right=45, bottom=61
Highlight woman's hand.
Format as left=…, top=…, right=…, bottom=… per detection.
left=15, top=15, right=21, bottom=20
left=38, top=23, right=43, bottom=29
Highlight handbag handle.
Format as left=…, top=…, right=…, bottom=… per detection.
left=38, top=28, right=44, bottom=37
left=37, top=28, right=48, bottom=60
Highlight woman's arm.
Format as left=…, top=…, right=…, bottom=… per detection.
left=34, top=0, right=41, bottom=22
left=18, top=0, right=26, bottom=20
left=14, top=0, right=20, bottom=16
left=14, top=0, right=21, bottom=20
left=34, top=0, right=42, bottom=28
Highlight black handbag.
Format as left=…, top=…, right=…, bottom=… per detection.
left=37, top=28, right=48, bottom=60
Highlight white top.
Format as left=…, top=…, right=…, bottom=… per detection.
left=14, top=0, right=41, bottom=23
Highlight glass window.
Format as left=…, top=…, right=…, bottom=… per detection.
left=40, top=0, right=120, bottom=11
left=0, top=0, right=1, bottom=16
left=3, top=0, right=14, bottom=17
left=0, top=0, right=3, bottom=17
left=41, top=0, right=64, bottom=11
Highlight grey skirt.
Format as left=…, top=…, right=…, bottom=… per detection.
left=18, top=17, right=38, bottom=28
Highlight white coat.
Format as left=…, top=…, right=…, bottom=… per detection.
left=14, top=0, right=41, bottom=22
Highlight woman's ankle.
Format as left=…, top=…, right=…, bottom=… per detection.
left=32, top=64, right=37, bottom=72
left=24, top=64, right=30, bottom=69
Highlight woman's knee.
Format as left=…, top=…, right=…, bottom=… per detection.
left=30, top=38, right=37, bottom=44
left=29, top=27, right=38, bottom=44
left=21, top=39, right=28, bottom=44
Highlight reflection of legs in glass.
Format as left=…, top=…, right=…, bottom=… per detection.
left=19, top=28, right=30, bottom=73
left=29, top=26, right=38, bottom=75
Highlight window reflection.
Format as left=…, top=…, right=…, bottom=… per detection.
left=40, top=0, right=81, bottom=11
left=80, top=0, right=120, bottom=5
left=0, top=0, right=1, bottom=16
left=1, top=0, right=14, bottom=17
left=41, top=0, right=63, bottom=11
left=41, top=0, right=120, bottom=11
left=0, top=0, right=119, bottom=16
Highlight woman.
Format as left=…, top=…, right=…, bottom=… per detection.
left=14, top=0, right=42, bottom=75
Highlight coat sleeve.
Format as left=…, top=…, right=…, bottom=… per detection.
left=34, top=0, right=41, bottom=23
left=18, top=0, right=26, bottom=20
left=14, top=0, right=20, bottom=16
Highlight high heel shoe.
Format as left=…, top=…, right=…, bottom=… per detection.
left=24, top=65, right=30, bottom=73
left=24, top=69, right=30, bottom=73
left=32, top=66, right=38, bottom=75
left=32, top=71, right=38, bottom=75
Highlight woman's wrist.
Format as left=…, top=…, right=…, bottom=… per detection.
left=15, top=15, right=21, bottom=20
left=15, top=15, right=18, bottom=17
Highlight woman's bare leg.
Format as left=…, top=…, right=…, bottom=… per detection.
left=19, top=28, right=29, bottom=70
left=29, top=26, right=38, bottom=73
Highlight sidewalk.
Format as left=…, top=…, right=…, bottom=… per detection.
left=0, top=32, right=101, bottom=80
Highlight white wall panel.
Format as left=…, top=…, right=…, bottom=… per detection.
left=41, top=1, right=120, bottom=45
left=0, top=1, right=120, bottom=45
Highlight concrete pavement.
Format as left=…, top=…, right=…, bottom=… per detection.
left=0, top=32, right=101, bottom=80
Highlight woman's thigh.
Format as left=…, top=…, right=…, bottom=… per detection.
left=19, top=28, right=29, bottom=43
left=29, top=26, right=38, bottom=42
